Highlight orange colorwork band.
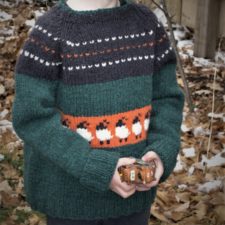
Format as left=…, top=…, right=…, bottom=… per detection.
left=60, top=104, right=152, bottom=148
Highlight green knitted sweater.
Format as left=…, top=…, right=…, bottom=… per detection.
left=12, top=0, right=185, bottom=220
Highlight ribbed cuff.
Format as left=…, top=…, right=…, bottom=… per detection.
left=79, top=149, right=121, bottom=193
left=142, top=141, right=179, bottom=184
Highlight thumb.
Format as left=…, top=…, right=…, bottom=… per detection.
left=142, top=151, right=156, bottom=161
left=118, top=157, right=136, bottom=167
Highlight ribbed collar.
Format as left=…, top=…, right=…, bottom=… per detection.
left=56, top=0, right=137, bottom=24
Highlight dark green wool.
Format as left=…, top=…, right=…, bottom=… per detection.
left=12, top=0, right=185, bottom=221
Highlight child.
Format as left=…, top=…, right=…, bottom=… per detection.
left=12, top=0, right=185, bottom=224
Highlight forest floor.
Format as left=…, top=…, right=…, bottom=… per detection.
left=0, top=1, right=225, bottom=225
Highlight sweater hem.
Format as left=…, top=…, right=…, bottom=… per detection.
left=25, top=187, right=157, bottom=220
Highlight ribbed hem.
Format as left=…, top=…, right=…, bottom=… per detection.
left=25, top=185, right=157, bottom=220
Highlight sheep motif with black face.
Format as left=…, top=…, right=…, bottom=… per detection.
left=144, top=110, right=151, bottom=132
left=76, top=121, right=94, bottom=144
left=115, top=117, right=130, bottom=143
left=95, top=120, right=113, bottom=145
left=132, top=113, right=142, bottom=139
left=62, top=118, right=71, bottom=128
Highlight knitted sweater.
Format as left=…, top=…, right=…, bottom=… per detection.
left=12, top=0, right=185, bottom=220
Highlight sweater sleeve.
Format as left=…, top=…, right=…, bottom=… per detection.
left=12, top=14, right=121, bottom=194
left=140, top=20, right=185, bottom=184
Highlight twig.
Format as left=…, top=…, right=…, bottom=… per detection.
left=206, top=68, right=216, bottom=158
left=152, top=0, right=165, bottom=13
left=202, top=37, right=222, bottom=174
left=206, top=38, right=222, bottom=159
left=152, top=0, right=194, bottom=112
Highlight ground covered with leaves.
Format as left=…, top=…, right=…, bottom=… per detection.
left=0, top=1, right=225, bottom=225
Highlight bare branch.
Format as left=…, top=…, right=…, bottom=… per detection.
left=151, top=0, right=165, bottom=13
left=152, top=0, right=194, bottom=112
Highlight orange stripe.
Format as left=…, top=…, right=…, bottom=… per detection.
left=27, top=37, right=56, bottom=55
left=63, top=36, right=167, bottom=59
left=26, top=34, right=168, bottom=59
left=60, top=105, right=152, bottom=148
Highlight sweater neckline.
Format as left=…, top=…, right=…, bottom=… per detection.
left=57, top=0, right=136, bottom=24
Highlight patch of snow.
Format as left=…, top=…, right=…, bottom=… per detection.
left=182, top=112, right=187, bottom=123
left=26, top=0, right=33, bottom=4
left=177, top=40, right=194, bottom=49
left=183, top=111, right=188, bottom=118
left=25, top=18, right=35, bottom=27
left=194, top=90, right=211, bottom=95
left=179, top=52, right=190, bottom=60
left=173, top=29, right=186, bottom=41
left=186, top=49, right=194, bottom=56
left=193, top=126, right=210, bottom=137
left=0, top=154, right=4, bottom=162
left=153, top=7, right=167, bottom=27
left=34, top=9, right=45, bottom=18
left=0, top=27, right=14, bottom=36
left=0, top=84, right=5, bottom=96
left=0, top=11, right=12, bottom=22
left=193, top=57, right=217, bottom=67
left=181, top=124, right=192, bottom=132
left=174, top=154, right=185, bottom=172
left=0, top=1, right=12, bottom=7
left=17, top=206, right=32, bottom=212
left=5, top=36, right=17, bottom=41
left=215, top=51, right=225, bottom=64
left=0, top=109, right=9, bottom=119
left=198, top=180, right=223, bottom=193
left=0, top=120, right=12, bottom=126
left=208, top=112, right=224, bottom=119
left=0, top=119, right=13, bottom=133
left=178, top=184, right=188, bottom=190
left=200, top=150, right=225, bottom=168
left=188, top=166, right=195, bottom=176
left=182, top=147, right=196, bottom=158
left=0, top=1, right=19, bottom=7
left=0, top=37, right=4, bottom=45
left=217, top=132, right=225, bottom=138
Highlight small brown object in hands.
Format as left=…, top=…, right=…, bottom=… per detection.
left=117, top=158, right=157, bottom=185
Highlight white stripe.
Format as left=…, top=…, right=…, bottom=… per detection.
left=61, top=45, right=173, bottom=71
left=34, top=24, right=155, bottom=48
left=21, top=50, right=62, bottom=67
left=62, top=53, right=156, bottom=71
left=157, top=46, right=173, bottom=61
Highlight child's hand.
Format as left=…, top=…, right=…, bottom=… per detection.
left=109, top=157, right=136, bottom=199
left=135, top=151, right=164, bottom=191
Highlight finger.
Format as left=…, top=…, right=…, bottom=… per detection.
left=147, top=180, right=159, bottom=188
left=142, top=152, right=164, bottom=174
left=154, top=160, right=164, bottom=180
left=120, top=182, right=136, bottom=192
left=135, top=178, right=159, bottom=188
left=136, top=183, right=153, bottom=189
left=118, top=157, right=136, bottom=167
left=142, top=156, right=164, bottom=182
left=117, top=186, right=136, bottom=198
left=135, top=185, right=151, bottom=191
left=141, top=151, right=158, bottom=161
left=137, top=184, right=152, bottom=189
